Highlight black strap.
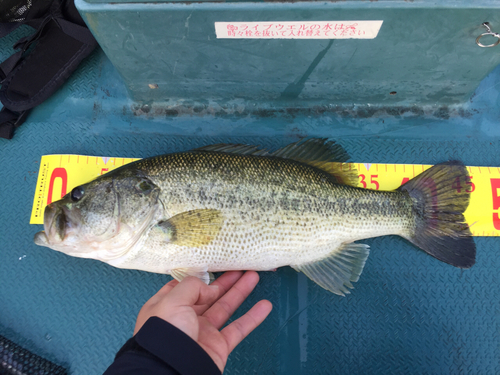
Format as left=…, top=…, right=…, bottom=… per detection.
left=0, top=107, right=29, bottom=139
left=0, top=16, right=52, bottom=80
left=0, top=0, right=97, bottom=139
left=0, top=22, right=20, bottom=38
left=56, top=18, right=97, bottom=46
left=0, top=50, right=23, bottom=81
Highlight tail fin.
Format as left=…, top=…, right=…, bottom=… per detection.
left=398, top=161, right=476, bottom=268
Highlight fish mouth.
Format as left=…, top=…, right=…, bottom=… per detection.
left=34, top=203, right=65, bottom=248
left=42, top=204, right=75, bottom=245
left=34, top=230, right=49, bottom=247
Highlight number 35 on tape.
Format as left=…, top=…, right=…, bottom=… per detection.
left=30, top=155, right=499, bottom=237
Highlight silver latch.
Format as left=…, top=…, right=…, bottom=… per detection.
left=476, top=22, right=500, bottom=48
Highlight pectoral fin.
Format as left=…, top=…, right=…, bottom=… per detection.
left=293, top=243, right=370, bottom=296
left=170, top=267, right=214, bottom=284
left=156, top=209, right=224, bottom=247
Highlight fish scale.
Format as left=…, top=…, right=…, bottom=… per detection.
left=133, top=152, right=408, bottom=265
left=34, top=139, right=476, bottom=295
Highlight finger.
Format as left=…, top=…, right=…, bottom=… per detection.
left=204, top=271, right=260, bottom=329
left=220, top=299, right=273, bottom=354
left=165, top=276, right=219, bottom=307
left=146, top=278, right=179, bottom=304
left=156, top=278, right=179, bottom=296
left=211, top=271, right=245, bottom=295
left=193, top=271, right=245, bottom=316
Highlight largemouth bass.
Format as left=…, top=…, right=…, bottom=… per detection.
left=34, top=139, right=476, bottom=295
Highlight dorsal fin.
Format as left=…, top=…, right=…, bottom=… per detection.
left=194, top=139, right=358, bottom=186
left=271, top=138, right=358, bottom=186
left=194, top=143, right=269, bottom=156
left=271, top=138, right=347, bottom=161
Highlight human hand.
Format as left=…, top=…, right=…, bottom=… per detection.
left=134, top=271, right=272, bottom=373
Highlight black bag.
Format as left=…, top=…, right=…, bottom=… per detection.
left=0, top=0, right=97, bottom=139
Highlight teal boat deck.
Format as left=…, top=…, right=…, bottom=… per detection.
left=1, top=9, right=500, bottom=374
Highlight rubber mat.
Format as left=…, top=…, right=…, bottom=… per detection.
left=1, top=26, right=499, bottom=374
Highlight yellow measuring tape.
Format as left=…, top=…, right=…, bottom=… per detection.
left=30, top=154, right=500, bottom=237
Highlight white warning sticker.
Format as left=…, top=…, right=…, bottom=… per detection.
left=215, top=21, right=383, bottom=39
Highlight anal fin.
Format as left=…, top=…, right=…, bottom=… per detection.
left=293, top=243, right=370, bottom=296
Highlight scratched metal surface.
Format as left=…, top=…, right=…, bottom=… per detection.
left=77, top=0, right=500, bottom=105
left=1, top=27, right=500, bottom=374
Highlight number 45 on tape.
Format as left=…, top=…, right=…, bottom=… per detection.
left=30, top=155, right=500, bottom=237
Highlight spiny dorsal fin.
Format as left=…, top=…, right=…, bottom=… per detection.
left=271, top=138, right=347, bottom=161
left=271, top=139, right=358, bottom=186
left=156, top=209, right=224, bottom=247
left=292, top=243, right=370, bottom=296
left=194, top=143, right=269, bottom=156
left=195, top=139, right=358, bottom=186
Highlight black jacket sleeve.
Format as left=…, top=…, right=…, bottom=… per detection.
left=103, top=317, right=222, bottom=375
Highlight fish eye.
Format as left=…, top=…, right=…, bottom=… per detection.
left=136, top=179, right=153, bottom=193
left=70, top=186, right=85, bottom=202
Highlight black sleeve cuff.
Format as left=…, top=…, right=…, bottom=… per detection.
left=135, top=317, right=221, bottom=375
left=105, top=317, right=221, bottom=375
